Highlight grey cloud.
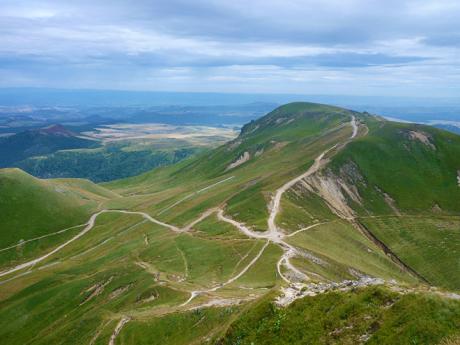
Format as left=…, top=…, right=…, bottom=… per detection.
left=0, top=0, right=459, bottom=97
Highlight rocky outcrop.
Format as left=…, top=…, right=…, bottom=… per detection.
left=226, top=151, right=250, bottom=170
left=408, top=130, right=436, bottom=150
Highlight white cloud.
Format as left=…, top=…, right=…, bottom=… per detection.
left=0, top=0, right=459, bottom=96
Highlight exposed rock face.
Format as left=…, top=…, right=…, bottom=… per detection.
left=301, top=170, right=360, bottom=219
left=297, top=159, right=404, bottom=218
left=109, top=284, right=132, bottom=299
left=408, top=130, right=436, bottom=150
left=226, top=151, right=250, bottom=170
left=275, top=277, right=385, bottom=306
left=255, top=149, right=264, bottom=157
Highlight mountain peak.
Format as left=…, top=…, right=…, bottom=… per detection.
left=239, top=101, right=353, bottom=140
left=38, top=124, right=76, bottom=137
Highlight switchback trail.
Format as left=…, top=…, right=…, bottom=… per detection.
left=180, top=240, right=270, bottom=306
left=218, top=116, right=360, bottom=286
left=1, top=117, right=358, bottom=293
left=1, top=209, right=209, bottom=278
left=0, top=211, right=105, bottom=278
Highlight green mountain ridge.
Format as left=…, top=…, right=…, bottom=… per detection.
left=0, top=168, right=119, bottom=269
left=0, top=102, right=459, bottom=345
left=0, top=124, right=97, bottom=167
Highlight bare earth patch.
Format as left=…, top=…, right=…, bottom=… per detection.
left=109, top=284, right=133, bottom=300
left=409, top=130, right=436, bottom=150
left=226, top=151, right=250, bottom=170
left=80, top=276, right=114, bottom=305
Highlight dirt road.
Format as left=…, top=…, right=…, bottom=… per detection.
left=1, top=117, right=358, bottom=303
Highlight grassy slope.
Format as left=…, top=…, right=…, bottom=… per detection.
left=0, top=103, right=459, bottom=344
left=219, top=288, right=460, bottom=345
left=0, top=168, right=117, bottom=268
left=192, top=214, right=248, bottom=239
left=218, top=287, right=460, bottom=345
left=326, top=120, right=460, bottom=289
left=330, top=120, right=460, bottom=215
left=105, top=102, right=354, bottom=230
left=119, top=306, right=241, bottom=345
left=361, top=216, right=460, bottom=290
left=0, top=169, right=94, bottom=246
left=277, top=188, right=339, bottom=230
left=285, top=220, right=416, bottom=284
left=0, top=211, right=268, bottom=345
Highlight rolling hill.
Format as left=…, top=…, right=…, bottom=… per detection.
left=0, top=124, right=97, bottom=167
left=5, top=123, right=233, bottom=182
left=0, top=102, right=459, bottom=345
left=289, top=118, right=460, bottom=289
left=0, top=168, right=118, bottom=269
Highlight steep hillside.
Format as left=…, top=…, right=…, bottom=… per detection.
left=277, top=116, right=460, bottom=289
left=0, top=168, right=116, bottom=268
left=329, top=121, right=460, bottom=215
left=106, top=102, right=356, bottom=229
left=107, top=102, right=353, bottom=186
left=333, top=122, right=460, bottom=288
left=218, top=287, right=460, bottom=345
left=0, top=102, right=459, bottom=345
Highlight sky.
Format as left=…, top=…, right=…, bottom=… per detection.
left=0, top=0, right=459, bottom=97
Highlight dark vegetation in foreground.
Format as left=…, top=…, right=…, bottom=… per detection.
left=217, top=287, right=460, bottom=345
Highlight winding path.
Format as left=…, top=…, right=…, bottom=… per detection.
left=180, top=240, right=270, bottom=306
left=217, top=116, right=359, bottom=285
left=0, top=209, right=200, bottom=278
left=1, top=117, right=358, bottom=305
left=0, top=223, right=85, bottom=253
left=1, top=117, right=362, bottom=344
left=0, top=211, right=104, bottom=278
left=268, top=116, right=357, bottom=237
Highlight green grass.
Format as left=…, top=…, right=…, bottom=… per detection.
left=278, top=188, right=338, bottom=231
left=50, top=178, right=120, bottom=199
left=229, top=243, right=283, bottom=289
left=218, top=286, right=460, bottom=345
left=1, top=103, right=459, bottom=344
left=192, top=214, right=247, bottom=239
left=175, top=234, right=256, bottom=285
left=0, top=214, right=191, bottom=344
left=330, top=121, right=460, bottom=215
left=0, top=209, right=265, bottom=344
left=119, top=306, right=240, bottom=345
left=0, top=224, right=84, bottom=269
left=361, top=216, right=460, bottom=290
left=226, top=182, right=270, bottom=232
left=285, top=220, right=416, bottom=284
left=0, top=169, right=104, bottom=248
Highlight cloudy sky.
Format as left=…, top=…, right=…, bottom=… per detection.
left=0, top=0, right=459, bottom=97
